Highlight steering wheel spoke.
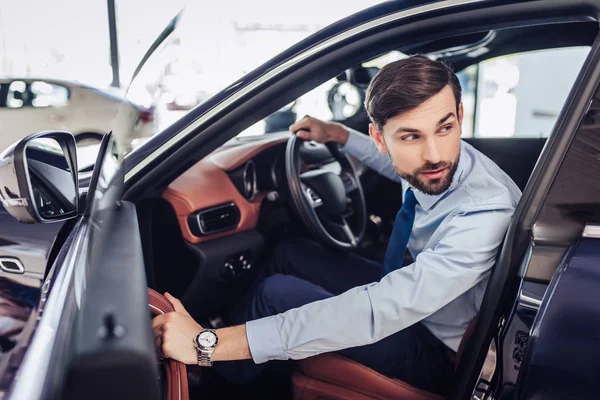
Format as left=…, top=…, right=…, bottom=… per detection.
left=340, top=217, right=358, bottom=247
left=321, top=216, right=358, bottom=248
left=341, top=172, right=358, bottom=194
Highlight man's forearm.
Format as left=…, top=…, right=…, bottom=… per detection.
left=326, top=122, right=350, bottom=145
left=211, top=324, right=253, bottom=361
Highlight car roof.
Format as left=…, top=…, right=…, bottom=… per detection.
left=403, top=21, right=597, bottom=70
left=0, top=76, right=92, bottom=88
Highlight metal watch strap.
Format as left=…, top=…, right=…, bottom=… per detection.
left=198, top=348, right=213, bottom=367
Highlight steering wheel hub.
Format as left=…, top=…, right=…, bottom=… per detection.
left=300, top=170, right=347, bottom=216
left=285, top=136, right=367, bottom=251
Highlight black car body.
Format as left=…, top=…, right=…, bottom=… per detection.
left=0, top=0, right=599, bottom=399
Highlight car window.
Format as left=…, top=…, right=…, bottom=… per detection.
left=30, top=81, right=70, bottom=107
left=238, top=79, right=339, bottom=137
left=6, top=81, right=70, bottom=109
left=237, top=51, right=407, bottom=137
left=238, top=47, right=589, bottom=140
left=7, top=81, right=27, bottom=108
left=457, top=46, right=589, bottom=138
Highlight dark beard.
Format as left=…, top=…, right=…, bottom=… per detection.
left=394, top=154, right=460, bottom=196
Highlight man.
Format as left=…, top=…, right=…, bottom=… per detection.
left=152, top=55, right=521, bottom=395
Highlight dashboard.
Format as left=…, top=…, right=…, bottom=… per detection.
left=162, top=134, right=290, bottom=244
left=161, top=132, right=355, bottom=246
left=157, top=132, right=365, bottom=316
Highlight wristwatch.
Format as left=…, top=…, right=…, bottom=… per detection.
left=193, top=329, right=219, bottom=366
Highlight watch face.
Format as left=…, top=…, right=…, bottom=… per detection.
left=197, top=331, right=217, bottom=349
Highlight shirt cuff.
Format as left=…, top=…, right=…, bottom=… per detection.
left=245, top=316, right=285, bottom=364
left=340, top=128, right=370, bottom=154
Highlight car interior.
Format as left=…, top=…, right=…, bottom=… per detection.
left=123, top=15, right=597, bottom=400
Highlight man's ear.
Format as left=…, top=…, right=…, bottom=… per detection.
left=369, top=123, right=388, bottom=154
left=458, top=102, right=464, bottom=125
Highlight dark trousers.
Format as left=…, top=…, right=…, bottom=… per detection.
left=215, top=238, right=455, bottom=395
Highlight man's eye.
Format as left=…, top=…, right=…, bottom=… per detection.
left=439, top=125, right=453, bottom=134
left=401, top=134, right=418, bottom=141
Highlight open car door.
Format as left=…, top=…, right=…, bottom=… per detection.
left=0, top=13, right=185, bottom=400
left=60, top=14, right=186, bottom=400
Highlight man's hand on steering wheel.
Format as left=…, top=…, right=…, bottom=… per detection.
left=289, top=115, right=350, bottom=145
left=286, top=116, right=367, bottom=251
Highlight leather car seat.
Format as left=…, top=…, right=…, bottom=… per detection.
left=292, top=321, right=477, bottom=400
left=148, top=288, right=190, bottom=400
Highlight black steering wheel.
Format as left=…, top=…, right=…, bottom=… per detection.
left=285, top=135, right=367, bottom=251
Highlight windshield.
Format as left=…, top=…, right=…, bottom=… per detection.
left=114, top=1, right=383, bottom=159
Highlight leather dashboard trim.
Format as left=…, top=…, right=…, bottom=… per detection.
left=210, top=133, right=289, bottom=171
left=162, top=135, right=287, bottom=244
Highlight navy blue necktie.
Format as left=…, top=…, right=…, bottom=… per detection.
left=382, top=189, right=418, bottom=277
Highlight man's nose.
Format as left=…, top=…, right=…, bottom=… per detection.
left=422, top=137, right=441, bottom=164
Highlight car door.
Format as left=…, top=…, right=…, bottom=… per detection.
left=0, top=21, right=180, bottom=400
left=63, top=133, right=160, bottom=400
left=0, top=130, right=160, bottom=400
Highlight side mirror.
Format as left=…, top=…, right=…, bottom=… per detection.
left=0, top=131, right=79, bottom=223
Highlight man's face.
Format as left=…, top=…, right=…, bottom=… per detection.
left=369, top=85, right=463, bottom=195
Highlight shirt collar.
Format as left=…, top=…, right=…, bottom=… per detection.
left=408, top=141, right=469, bottom=211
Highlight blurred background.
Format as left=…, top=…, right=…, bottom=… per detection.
left=0, top=0, right=382, bottom=136
left=0, top=0, right=589, bottom=155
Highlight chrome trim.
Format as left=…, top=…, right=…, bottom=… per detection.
left=517, top=242, right=545, bottom=312
left=582, top=224, right=600, bottom=238
left=78, top=170, right=93, bottom=181
left=304, top=187, right=323, bottom=208
left=149, top=304, right=162, bottom=314
left=341, top=217, right=358, bottom=247
left=517, top=239, right=534, bottom=277
left=125, top=0, right=485, bottom=182
left=518, top=289, right=543, bottom=311
left=10, top=220, right=87, bottom=400
left=1, top=198, right=28, bottom=208
left=428, top=30, right=496, bottom=59
left=195, top=202, right=240, bottom=235
left=0, top=257, right=25, bottom=274
left=270, top=156, right=281, bottom=188
left=243, top=160, right=257, bottom=201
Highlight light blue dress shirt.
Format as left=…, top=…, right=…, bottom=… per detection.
left=246, top=129, right=521, bottom=364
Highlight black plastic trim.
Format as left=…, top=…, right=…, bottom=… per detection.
left=187, top=202, right=241, bottom=236
left=64, top=201, right=159, bottom=400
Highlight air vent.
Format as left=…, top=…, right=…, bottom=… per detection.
left=189, top=203, right=241, bottom=236
left=0, top=258, right=24, bottom=274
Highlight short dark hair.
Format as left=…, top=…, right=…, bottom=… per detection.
left=365, top=54, right=462, bottom=129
